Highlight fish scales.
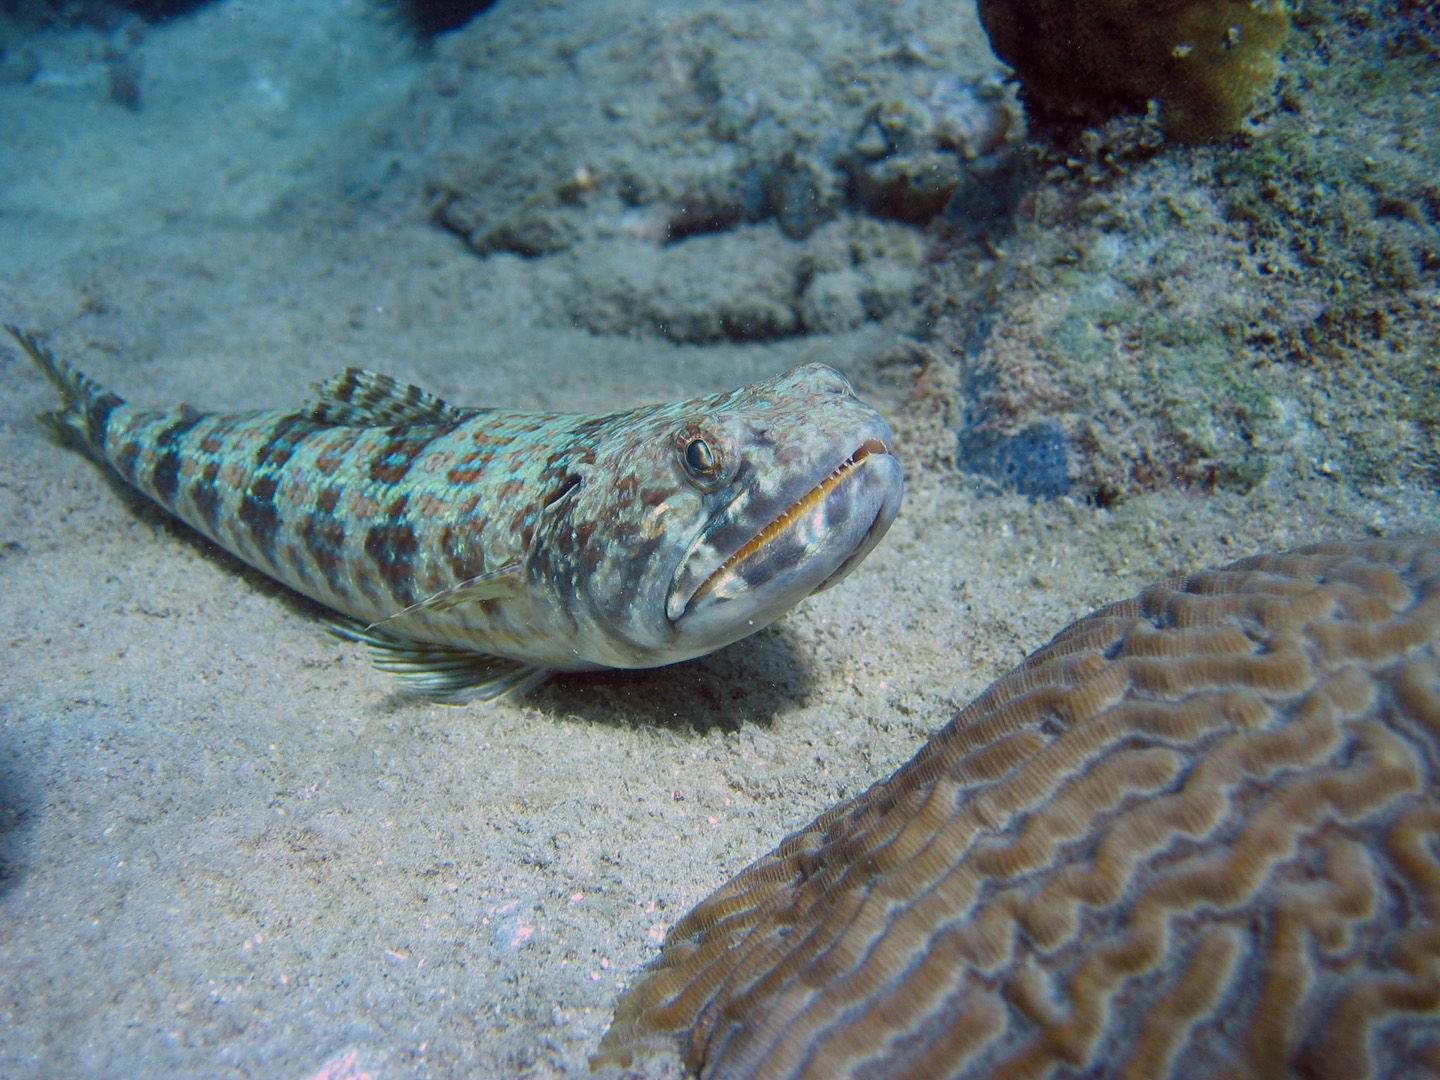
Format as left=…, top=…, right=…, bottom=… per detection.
left=598, top=536, right=1440, bottom=1079
left=10, top=326, right=903, bottom=699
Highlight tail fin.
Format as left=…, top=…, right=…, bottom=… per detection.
left=6, top=325, right=126, bottom=459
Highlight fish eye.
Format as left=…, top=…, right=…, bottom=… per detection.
left=686, top=437, right=715, bottom=475
left=677, top=428, right=726, bottom=488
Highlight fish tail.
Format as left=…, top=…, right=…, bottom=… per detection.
left=6, top=324, right=127, bottom=458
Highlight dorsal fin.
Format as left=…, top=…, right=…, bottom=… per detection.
left=305, top=368, right=464, bottom=427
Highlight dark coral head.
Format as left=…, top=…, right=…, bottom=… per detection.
left=977, top=0, right=1290, bottom=142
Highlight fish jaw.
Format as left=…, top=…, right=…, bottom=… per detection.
left=665, top=423, right=903, bottom=650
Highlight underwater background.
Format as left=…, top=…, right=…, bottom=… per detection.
left=0, top=0, right=1436, bottom=1077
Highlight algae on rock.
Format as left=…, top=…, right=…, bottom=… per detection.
left=916, top=0, right=1440, bottom=503
left=976, top=0, right=1289, bottom=142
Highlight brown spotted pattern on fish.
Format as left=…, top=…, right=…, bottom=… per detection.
left=9, top=326, right=903, bottom=700
left=598, top=537, right=1440, bottom=1079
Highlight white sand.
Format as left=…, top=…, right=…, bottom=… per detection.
left=0, top=2, right=1436, bottom=1078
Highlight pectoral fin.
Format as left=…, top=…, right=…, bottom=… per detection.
left=364, top=563, right=525, bottom=630
left=329, top=618, right=550, bottom=702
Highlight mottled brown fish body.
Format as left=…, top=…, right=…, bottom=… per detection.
left=600, top=537, right=1440, bottom=1079
left=12, top=325, right=902, bottom=700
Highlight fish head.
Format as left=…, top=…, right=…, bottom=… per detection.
left=570, top=362, right=903, bottom=667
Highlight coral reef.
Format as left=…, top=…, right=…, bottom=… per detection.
left=915, top=0, right=1440, bottom=502
left=977, top=0, right=1289, bottom=142
left=540, top=218, right=924, bottom=344
left=600, top=538, right=1440, bottom=1080
left=411, top=0, right=1017, bottom=340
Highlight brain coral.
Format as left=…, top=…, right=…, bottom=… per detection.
left=976, top=0, right=1290, bottom=141
left=600, top=536, right=1440, bottom=1079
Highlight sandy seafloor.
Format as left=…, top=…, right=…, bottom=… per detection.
left=0, top=1, right=1437, bottom=1079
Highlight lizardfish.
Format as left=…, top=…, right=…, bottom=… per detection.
left=10, top=326, right=903, bottom=700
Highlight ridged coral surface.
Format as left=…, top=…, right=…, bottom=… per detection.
left=599, top=536, right=1440, bottom=1079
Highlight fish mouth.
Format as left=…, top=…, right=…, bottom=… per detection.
left=693, top=437, right=890, bottom=603
left=666, top=435, right=903, bottom=633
